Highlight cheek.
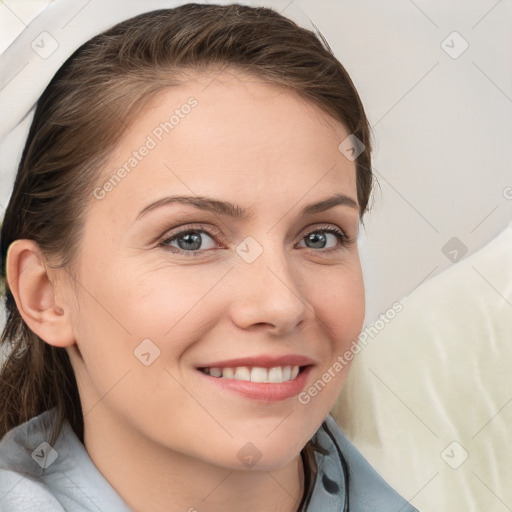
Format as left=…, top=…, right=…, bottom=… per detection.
left=310, top=259, right=365, bottom=347
left=300, top=259, right=364, bottom=409
left=71, top=255, right=227, bottom=372
left=126, top=264, right=231, bottom=345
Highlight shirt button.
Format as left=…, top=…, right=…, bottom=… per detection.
left=322, top=473, right=340, bottom=495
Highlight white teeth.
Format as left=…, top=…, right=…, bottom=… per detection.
left=222, top=368, right=234, bottom=379
left=209, top=367, right=222, bottom=378
left=233, top=367, right=251, bottom=381
left=268, top=366, right=283, bottom=383
left=250, top=367, right=268, bottom=383
left=203, top=365, right=301, bottom=383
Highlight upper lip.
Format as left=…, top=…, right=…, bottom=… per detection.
left=197, top=354, right=315, bottom=369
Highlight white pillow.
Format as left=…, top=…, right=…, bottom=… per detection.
left=332, top=221, right=512, bottom=512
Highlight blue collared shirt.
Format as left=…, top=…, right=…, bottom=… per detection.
left=0, top=409, right=418, bottom=511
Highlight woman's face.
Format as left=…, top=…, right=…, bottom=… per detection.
left=65, top=70, right=365, bottom=470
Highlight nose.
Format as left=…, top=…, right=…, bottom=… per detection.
left=228, top=238, right=312, bottom=336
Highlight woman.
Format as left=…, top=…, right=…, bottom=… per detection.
left=0, top=3, right=418, bottom=511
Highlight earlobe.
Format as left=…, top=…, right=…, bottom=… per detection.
left=6, top=239, right=75, bottom=348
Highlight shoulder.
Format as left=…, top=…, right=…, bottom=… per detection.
left=0, top=410, right=66, bottom=511
left=307, top=414, right=418, bottom=512
left=0, top=468, right=65, bottom=511
left=0, top=409, right=132, bottom=512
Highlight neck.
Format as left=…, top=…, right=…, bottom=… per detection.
left=82, top=406, right=305, bottom=512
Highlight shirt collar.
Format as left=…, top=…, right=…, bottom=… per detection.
left=0, top=409, right=417, bottom=511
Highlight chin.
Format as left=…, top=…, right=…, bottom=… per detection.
left=220, top=415, right=322, bottom=470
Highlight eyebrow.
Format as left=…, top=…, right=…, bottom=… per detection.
left=136, top=193, right=359, bottom=221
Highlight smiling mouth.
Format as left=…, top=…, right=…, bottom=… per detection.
left=198, top=365, right=305, bottom=384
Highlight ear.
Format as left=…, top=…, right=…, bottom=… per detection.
left=6, top=239, right=75, bottom=348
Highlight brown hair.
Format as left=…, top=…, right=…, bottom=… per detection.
left=0, top=3, right=372, bottom=448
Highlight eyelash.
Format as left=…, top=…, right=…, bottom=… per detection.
left=158, top=223, right=353, bottom=257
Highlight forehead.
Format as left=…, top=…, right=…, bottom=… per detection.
left=91, top=71, right=357, bottom=224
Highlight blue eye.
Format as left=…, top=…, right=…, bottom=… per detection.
left=159, top=223, right=351, bottom=256
left=299, top=227, right=348, bottom=252
left=160, top=227, right=220, bottom=256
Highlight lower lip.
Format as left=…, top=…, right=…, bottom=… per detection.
left=198, top=366, right=313, bottom=402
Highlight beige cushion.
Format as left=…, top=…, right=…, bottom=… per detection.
left=332, top=221, right=512, bottom=512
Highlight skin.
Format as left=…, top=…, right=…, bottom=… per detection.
left=7, top=71, right=365, bottom=512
